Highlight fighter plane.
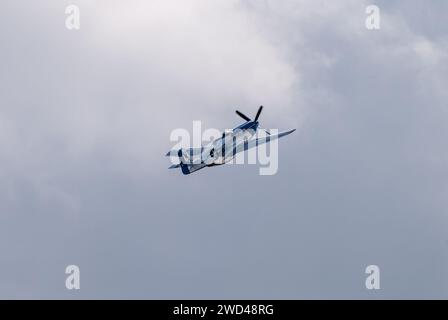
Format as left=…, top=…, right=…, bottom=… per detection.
left=166, top=106, right=295, bottom=174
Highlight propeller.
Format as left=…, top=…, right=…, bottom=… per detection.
left=235, top=105, right=264, bottom=122
left=235, top=110, right=251, bottom=122
left=235, top=105, right=270, bottom=134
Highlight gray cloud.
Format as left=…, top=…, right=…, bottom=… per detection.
left=0, top=0, right=447, bottom=298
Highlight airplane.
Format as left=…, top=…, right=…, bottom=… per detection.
left=166, top=106, right=295, bottom=175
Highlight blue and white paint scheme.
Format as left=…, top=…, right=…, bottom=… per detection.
left=166, top=106, right=295, bottom=175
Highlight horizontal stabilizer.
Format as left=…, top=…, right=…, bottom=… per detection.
left=165, top=147, right=203, bottom=157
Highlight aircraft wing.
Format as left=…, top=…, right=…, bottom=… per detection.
left=232, top=129, right=296, bottom=155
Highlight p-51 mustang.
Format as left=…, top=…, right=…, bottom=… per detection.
left=166, top=106, right=295, bottom=175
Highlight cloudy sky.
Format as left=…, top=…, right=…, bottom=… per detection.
left=0, top=0, right=447, bottom=299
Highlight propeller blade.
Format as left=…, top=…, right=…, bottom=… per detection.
left=254, top=105, right=263, bottom=121
left=236, top=110, right=251, bottom=122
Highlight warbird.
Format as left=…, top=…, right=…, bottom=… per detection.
left=166, top=106, right=295, bottom=175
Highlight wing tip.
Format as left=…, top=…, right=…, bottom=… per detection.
left=278, top=128, right=296, bottom=138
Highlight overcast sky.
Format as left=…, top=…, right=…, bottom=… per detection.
left=0, top=0, right=447, bottom=299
